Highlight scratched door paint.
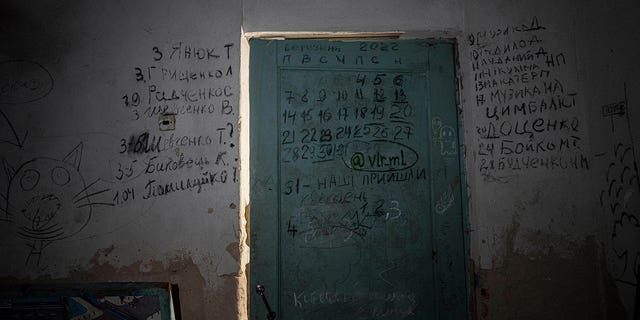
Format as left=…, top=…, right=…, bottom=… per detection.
left=250, top=39, right=468, bottom=320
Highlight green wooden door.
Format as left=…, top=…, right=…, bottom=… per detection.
left=250, top=39, right=468, bottom=320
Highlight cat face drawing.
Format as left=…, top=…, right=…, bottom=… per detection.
left=2, top=143, right=112, bottom=266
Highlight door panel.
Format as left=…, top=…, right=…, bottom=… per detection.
left=250, top=39, right=467, bottom=320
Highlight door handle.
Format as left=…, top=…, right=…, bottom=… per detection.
left=256, top=284, right=277, bottom=320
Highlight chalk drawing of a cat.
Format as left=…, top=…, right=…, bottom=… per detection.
left=1, top=143, right=112, bottom=266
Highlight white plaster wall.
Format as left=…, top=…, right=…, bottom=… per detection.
left=0, top=0, right=243, bottom=318
left=461, top=0, right=594, bottom=266
left=461, top=0, right=640, bottom=317
left=0, top=0, right=638, bottom=318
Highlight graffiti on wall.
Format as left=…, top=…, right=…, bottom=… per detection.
left=0, top=60, right=115, bottom=267
left=1, top=143, right=113, bottom=266
left=597, top=84, right=640, bottom=319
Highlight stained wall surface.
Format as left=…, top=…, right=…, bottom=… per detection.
left=0, top=0, right=638, bottom=319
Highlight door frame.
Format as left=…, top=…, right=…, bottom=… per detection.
left=239, top=32, right=470, bottom=320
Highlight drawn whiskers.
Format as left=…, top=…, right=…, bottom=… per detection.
left=18, top=223, right=65, bottom=241
left=0, top=192, right=20, bottom=219
left=72, top=179, right=114, bottom=208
